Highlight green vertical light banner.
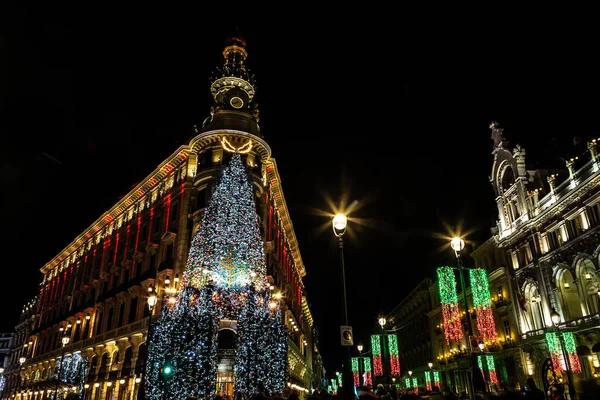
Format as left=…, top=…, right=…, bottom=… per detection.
left=437, top=266, right=463, bottom=344
left=433, top=371, right=440, bottom=389
left=424, top=371, right=432, bottom=391
left=469, top=268, right=498, bottom=343
left=351, top=357, right=360, bottom=387
left=371, top=335, right=383, bottom=376
left=486, top=355, right=498, bottom=385
left=363, top=357, right=373, bottom=387
left=562, top=332, right=582, bottom=373
left=387, top=334, right=401, bottom=376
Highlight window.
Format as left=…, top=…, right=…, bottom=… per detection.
left=503, top=319, right=511, bottom=339
left=497, top=286, right=504, bottom=302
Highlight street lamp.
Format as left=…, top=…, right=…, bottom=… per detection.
left=378, top=317, right=386, bottom=331
left=357, top=343, right=363, bottom=355
left=16, top=356, right=26, bottom=396
left=141, top=285, right=158, bottom=399
left=551, top=308, right=575, bottom=396
left=428, top=362, right=433, bottom=370
left=450, top=237, right=477, bottom=397
left=53, top=336, right=70, bottom=399
left=333, top=213, right=353, bottom=400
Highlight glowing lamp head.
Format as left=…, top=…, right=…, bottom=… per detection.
left=19, top=356, right=26, bottom=365
left=0, top=367, right=4, bottom=374
left=428, top=362, right=433, bottom=369
left=332, top=214, right=347, bottom=233
left=551, top=308, right=561, bottom=326
left=450, top=237, right=465, bottom=252
left=408, top=370, right=412, bottom=377
left=147, top=294, right=157, bottom=310
left=378, top=317, right=387, bottom=328
left=357, top=343, right=364, bottom=353
left=62, top=336, right=70, bottom=346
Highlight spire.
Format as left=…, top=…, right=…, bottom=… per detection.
left=201, top=33, right=261, bottom=136
left=490, top=121, right=508, bottom=150
left=209, top=33, right=256, bottom=104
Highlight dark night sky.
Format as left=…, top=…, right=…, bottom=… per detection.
left=1, top=6, right=597, bottom=373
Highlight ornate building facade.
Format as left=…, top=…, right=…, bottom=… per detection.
left=2, top=35, right=324, bottom=399
left=489, top=121, right=600, bottom=395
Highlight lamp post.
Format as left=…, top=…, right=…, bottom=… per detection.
left=450, top=237, right=476, bottom=398
left=333, top=213, right=353, bottom=400
left=141, top=285, right=157, bottom=399
left=16, top=356, right=26, bottom=396
left=53, top=336, right=70, bottom=399
left=551, top=308, right=575, bottom=398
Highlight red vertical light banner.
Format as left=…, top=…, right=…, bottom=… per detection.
left=371, top=335, right=383, bottom=376
left=387, top=334, right=401, bottom=376
left=363, top=357, right=373, bottom=387
left=351, top=357, right=360, bottom=387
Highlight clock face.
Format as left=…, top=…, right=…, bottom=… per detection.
left=229, top=96, right=244, bottom=109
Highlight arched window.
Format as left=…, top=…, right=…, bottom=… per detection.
left=525, top=284, right=545, bottom=331
left=576, top=259, right=600, bottom=315
left=557, top=269, right=583, bottom=320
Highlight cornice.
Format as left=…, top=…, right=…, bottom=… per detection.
left=41, top=146, right=191, bottom=274
left=266, top=158, right=306, bottom=278
left=497, top=169, right=600, bottom=247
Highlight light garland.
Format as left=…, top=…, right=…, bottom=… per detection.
left=371, top=335, right=383, bottom=376
left=433, top=371, right=440, bottom=389
left=425, top=371, right=432, bottom=392
left=412, top=378, right=418, bottom=394
left=486, top=355, right=498, bottom=385
left=362, top=357, right=373, bottom=387
left=437, top=266, right=463, bottom=344
left=351, top=358, right=360, bottom=387
left=387, top=334, right=401, bottom=376
left=545, top=332, right=564, bottom=372
left=469, top=268, right=498, bottom=343
left=562, top=332, right=582, bottom=373
left=146, top=152, right=287, bottom=399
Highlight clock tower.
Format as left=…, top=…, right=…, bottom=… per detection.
left=201, top=34, right=261, bottom=136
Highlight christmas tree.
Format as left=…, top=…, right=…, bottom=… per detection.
left=145, top=152, right=288, bottom=399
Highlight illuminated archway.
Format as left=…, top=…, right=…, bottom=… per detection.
left=524, top=282, right=545, bottom=330
left=575, top=258, right=600, bottom=315
left=556, top=268, right=583, bottom=320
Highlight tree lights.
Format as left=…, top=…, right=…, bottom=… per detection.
left=145, top=152, right=287, bottom=399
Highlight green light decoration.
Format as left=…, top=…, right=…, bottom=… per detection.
left=425, top=371, right=432, bottom=391
left=562, top=332, right=582, bottom=373
left=469, top=268, right=498, bottom=342
left=363, top=357, right=373, bottom=387
left=545, top=332, right=563, bottom=372
left=437, top=266, right=463, bottom=343
left=387, top=334, right=401, bottom=376
left=411, top=377, right=418, bottom=394
left=486, top=355, right=498, bottom=385
left=477, top=355, right=485, bottom=381
left=351, top=358, right=360, bottom=387
left=351, top=358, right=360, bottom=373
left=371, top=335, right=383, bottom=376
left=337, top=372, right=343, bottom=387
left=405, top=378, right=410, bottom=389
left=433, top=371, right=440, bottom=387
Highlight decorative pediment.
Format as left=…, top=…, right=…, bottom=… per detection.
left=128, top=285, right=143, bottom=298
left=116, top=292, right=128, bottom=303
left=146, top=243, right=159, bottom=256
left=110, top=264, right=121, bottom=276
left=121, top=259, right=132, bottom=270
left=161, top=231, right=177, bottom=245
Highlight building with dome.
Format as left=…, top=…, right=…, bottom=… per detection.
left=2, top=35, right=325, bottom=399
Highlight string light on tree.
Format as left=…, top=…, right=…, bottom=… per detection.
left=146, top=152, right=287, bottom=399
